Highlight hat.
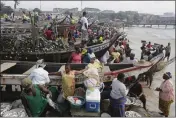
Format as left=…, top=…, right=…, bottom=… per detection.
left=36, top=59, right=46, bottom=68
left=164, top=72, right=172, bottom=79
left=21, top=78, right=32, bottom=90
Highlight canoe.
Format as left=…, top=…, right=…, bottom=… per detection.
left=0, top=32, right=123, bottom=62
left=0, top=53, right=164, bottom=101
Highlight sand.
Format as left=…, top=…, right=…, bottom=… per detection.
left=122, top=26, right=175, bottom=117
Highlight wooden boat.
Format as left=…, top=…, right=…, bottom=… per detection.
left=0, top=32, right=122, bottom=63
left=0, top=52, right=164, bottom=86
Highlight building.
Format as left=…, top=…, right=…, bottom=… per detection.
left=101, top=10, right=115, bottom=14
left=159, top=12, right=175, bottom=24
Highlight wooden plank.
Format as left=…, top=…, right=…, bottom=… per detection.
left=70, top=108, right=100, bottom=117
left=0, top=63, right=16, bottom=72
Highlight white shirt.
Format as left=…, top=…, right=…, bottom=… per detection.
left=80, top=16, right=88, bottom=30
left=110, top=79, right=128, bottom=99
left=123, top=57, right=138, bottom=64
left=100, top=51, right=110, bottom=64
left=28, top=68, right=50, bottom=85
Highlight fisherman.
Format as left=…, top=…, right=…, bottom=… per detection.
left=44, top=27, right=54, bottom=40
left=127, top=76, right=147, bottom=110
left=123, top=53, right=138, bottom=64
left=80, top=11, right=88, bottom=47
left=22, top=11, right=28, bottom=23
left=164, top=43, right=171, bottom=61
left=20, top=78, right=56, bottom=117
left=146, top=41, right=152, bottom=49
left=125, top=44, right=132, bottom=57
left=109, top=73, right=129, bottom=117
left=87, top=53, right=102, bottom=69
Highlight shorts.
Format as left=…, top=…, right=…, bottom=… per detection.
left=81, top=30, right=88, bottom=41
left=165, top=52, right=170, bottom=58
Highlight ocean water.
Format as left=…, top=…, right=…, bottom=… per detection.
left=122, top=27, right=175, bottom=116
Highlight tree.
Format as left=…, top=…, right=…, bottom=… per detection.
left=0, top=2, right=13, bottom=15
left=33, top=8, right=41, bottom=13
left=14, top=0, right=20, bottom=9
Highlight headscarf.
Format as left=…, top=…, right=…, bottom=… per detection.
left=21, top=78, right=32, bottom=90
left=164, top=72, right=172, bottom=79
left=82, top=48, right=87, bottom=55
left=88, top=48, right=93, bottom=54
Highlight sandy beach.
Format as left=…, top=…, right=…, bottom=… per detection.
left=123, top=26, right=175, bottom=117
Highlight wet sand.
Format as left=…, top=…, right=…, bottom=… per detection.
left=123, top=26, right=175, bottom=117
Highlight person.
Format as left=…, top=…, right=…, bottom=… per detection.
left=164, top=43, right=171, bottom=61
left=22, top=12, right=28, bottom=23
left=159, top=45, right=164, bottom=54
left=125, top=44, right=131, bottom=57
left=80, top=11, right=88, bottom=46
left=28, top=59, right=50, bottom=85
left=49, top=64, right=86, bottom=101
left=83, top=67, right=100, bottom=89
left=124, top=53, right=138, bottom=64
left=100, top=50, right=110, bottom=64
left=155, top=72, right=174, bottom=117
left=82, top=49, right=91, bottom=63
left=87, top=53, right=102, bottom=69
left=68, top=47, right=82, bottom=63
left=127, top=76, right=147, bottom=110
left=109, top=73, right=129, bottom=117
left=146, top=42, right=152, bottom=49
left=109, top=48, right=121, bottom=63
left=20, top=78, right=57, bottom=117
left=44, top=27, right=54, bottom=40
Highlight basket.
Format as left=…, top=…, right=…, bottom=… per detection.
left=67, top=96, right=85, bottom=109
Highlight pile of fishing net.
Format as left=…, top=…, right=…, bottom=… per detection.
left=0, top=100, right=28, bottom=117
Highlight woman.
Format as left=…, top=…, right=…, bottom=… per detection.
left=68, top=47, right=82, bottom=63
left=49, top=64, right=85, bottom=101
left=155, top=72, right=174, bottom=117
left=109, top=73, right=129, bottom=117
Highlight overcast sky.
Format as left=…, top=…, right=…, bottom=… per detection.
left=2, top=1, right=175, bottom=15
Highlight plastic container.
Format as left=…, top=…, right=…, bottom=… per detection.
left=85, top=88, right=100, bottom=112
left=67, top=96, right=85, bottom=109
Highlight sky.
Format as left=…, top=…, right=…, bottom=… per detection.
left=2, top=1, right=175, bottom=15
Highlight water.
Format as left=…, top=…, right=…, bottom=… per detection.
left=122, top=27, right=175, bottom=116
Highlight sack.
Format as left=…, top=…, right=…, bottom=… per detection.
left=11, top=100, right=24, bottom=109
left=57, top=92, right=65, bottom=103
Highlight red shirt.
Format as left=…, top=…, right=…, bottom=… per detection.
left=44, top=30, right=52, bottom=40
left=146, top=44, right=152, bottom=48
left=71, top=52, right=82, bottom=63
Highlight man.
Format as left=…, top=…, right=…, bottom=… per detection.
left=28, top=59, right=50, bottom=85
left=109, top=73, right=129, bottom=117
left=126, top=53, right=138, bottom=64
left=80, top=11, right=88, bottom=47
left=164, top=43, right=171, bottom=61
left=20, top=78, right=55, bottom=117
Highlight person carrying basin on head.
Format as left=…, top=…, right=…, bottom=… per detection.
left=28, top=59, right=58, bottom=101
